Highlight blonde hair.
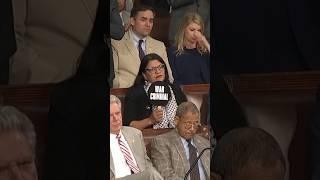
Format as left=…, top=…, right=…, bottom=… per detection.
left=174, top=13, right=207, bottom=56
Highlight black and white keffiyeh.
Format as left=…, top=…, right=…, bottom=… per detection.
left=144, top=82, right=178, bottom=129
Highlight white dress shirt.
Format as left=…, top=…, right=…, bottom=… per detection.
left=180, top=137, right=206, bottom=180
left=130, top=29, right=147, bottom=54
left=110, top=131, right=139, bottom=178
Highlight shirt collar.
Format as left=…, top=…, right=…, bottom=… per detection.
left=180, top=136, right=194, bottom=147
left=110, top=130, right=123, bottom=139
left=130, top=29, right=147, bottom=48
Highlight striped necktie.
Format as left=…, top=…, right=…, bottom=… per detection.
left=187, top=139, right=200, bottom=180
left=116, top=134, right=140, bottom=174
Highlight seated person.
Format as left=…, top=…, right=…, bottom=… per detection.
left=124, top=53, right=187, bottom=130
left=150, top=102, right=210, bottom=180
left=212, top=127, right=286, bottom=180
left=110, top=94, right=163, bottom=180
left=112, top=4, right=173, bottom=88
left=168, top=12, right=210, bottom=85
left=168, top=0, right=210, bottom=46
left=0, top=106, right=38, bottom=180
left=117, top=0, right=133, bottom=31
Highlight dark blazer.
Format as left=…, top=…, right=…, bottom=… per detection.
left=123, top=83, right=187, bottom=126
left=43, top=0, right=107, bottom=179
left=213, top=0, right=320, bottom=74
left=0, top=0, right=16, bottom=84
left=109, top=0, right=125, bottom=87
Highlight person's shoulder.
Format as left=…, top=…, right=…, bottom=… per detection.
left=153, top=129, right=177, bottom=141
left=167, top=46, right=178, bottom=54
left=111, top=31, right=129, bottom=45
left=147, top=36, right=165, bottom=47
left=194, top=134, right=210, bottom=144
left=126, top=84, right=144, bottom=95
left=122, top=126, right=142, bottom=135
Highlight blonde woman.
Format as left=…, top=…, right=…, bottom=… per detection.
left=168, top=13, right=210, bottom=85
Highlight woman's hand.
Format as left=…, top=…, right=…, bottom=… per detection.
left=150, top=106, right=164, bottom=124
left=195, top=31, right=210, bottom=52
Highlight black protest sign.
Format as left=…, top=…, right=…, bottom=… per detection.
left=148, top=81, right=171, bottom=106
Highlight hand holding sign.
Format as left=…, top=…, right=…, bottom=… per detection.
left=148, top=81, right=171, bottom=124
left=150, top=107, right=163, bottom=123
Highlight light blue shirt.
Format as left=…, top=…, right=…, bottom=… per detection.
left=180, top=137, right=206, bottom=180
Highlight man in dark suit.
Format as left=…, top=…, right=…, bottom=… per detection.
left=109, top=0, right=125, bottom=87
left=0, top=0, right=16, bottom=84
left=213, top=0, right=320, bottom=74
left=43, top=0, right=107, bottom=179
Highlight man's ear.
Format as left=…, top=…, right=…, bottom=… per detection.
left=212, top=172, right=222, bottom=180
left=130, top=17, right=135, bottom=26
left=174, top=116, right=179, bottom=126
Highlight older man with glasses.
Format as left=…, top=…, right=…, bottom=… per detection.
left=150, top=101, right=210, bottom=180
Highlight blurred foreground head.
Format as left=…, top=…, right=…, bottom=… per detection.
left=0, top=106, right=38, bottom=180
left=212, top=127, right=285, bottom=180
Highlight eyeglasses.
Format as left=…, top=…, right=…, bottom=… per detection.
left=145, top=64, right=165, bottom=73
left=182, top=121, right=201, bottom=129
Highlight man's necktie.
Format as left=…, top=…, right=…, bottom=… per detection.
left=187, top=140, right=200, bottom=180
left=116, top=134, right=140, bottom=174
left=138, top=39, right=145, bottom=60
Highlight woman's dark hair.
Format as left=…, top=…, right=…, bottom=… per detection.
left=133, top=53, right=170, bottom=85
left=130, top=4, right=156, bottom=18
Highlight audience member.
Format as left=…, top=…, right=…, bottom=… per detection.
left=117, top=0, right=133, bottom=31
left=0, top=106, right=38, bottom=180
left=124, top=53, right=187, bottom=130
left=109, top=0, right=125, bottom=88
left=212, top=127, right=286, bottom=180
left=168, top=0, right=210, bottom=46
left=112, top=4, right=173, bottom=88
left=110, top=94, right=163, bottom=180
left=168, top=13, right=210, bottom=85
left=0, top=0, right=16, bottom=84
left=10, top=0, right=99, bottom=84
left=150, top=101, right=210, bottom=180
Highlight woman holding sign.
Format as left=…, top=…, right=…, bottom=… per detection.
left=124, top=53, right=187, bottom=130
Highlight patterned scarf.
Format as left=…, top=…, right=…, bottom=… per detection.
left=144, top=82, right=178, bottom=129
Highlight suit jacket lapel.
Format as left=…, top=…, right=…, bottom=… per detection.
left=124, top=31, right=140, bottom=61
left=121, top=128, right=143, bottom=170
left=171, top=130, right=190, bottom=173
left=194, top=136, right=210, bottom=178
left=146, top=36, right=154, bottom=54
